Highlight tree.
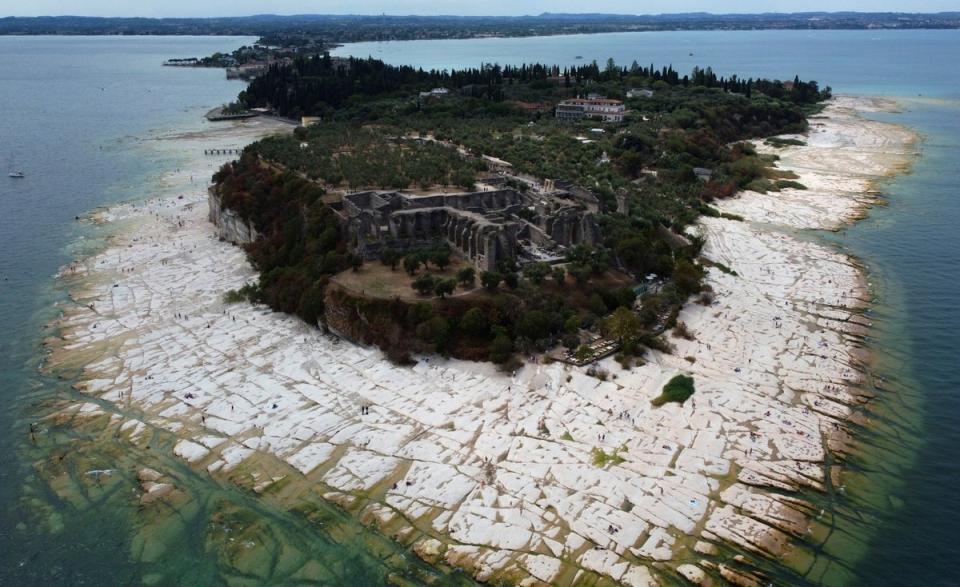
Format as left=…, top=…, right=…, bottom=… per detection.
left=516, top=309, right=552, bottom=342
left=297, top=281, right=326, bottom=326
left=489, top=333, right=514, bottom=364
left=524, top=262, right=550, bottom=286
left=460, top=307, right=488, bottom=336
left=434, top=278, right=456, bottom=299
left=589, top=293, right=608, bottom=316
left=618, top=150, right=644, bottom=178
left=503, top=272, right=519, bottom=289
left=673, top=259, right=704, bottom=296
left=403, top=254, right=422, bottom=276
left=614, top=286, right=638, bottom=308
left=574, top=344, right=593, bottom=362
left=456, top=266, right=476, bottom=288
left=567, top=263, right=591, bottom=286
left=589, top=248, right=611, bottom=274
left=605, top=57, right=618, bottom=77
left=380, top=248, right=401, bottom=270
left=416, top=316, right=451, bottom=352
left=430, top=249, right=451, bottom=271
left=412, top=274, right=436, bottom=295
left=497, top=257, right=518, bottom=274
left=602, top=306, right=642, bottom=346
left=552, top=266, right=567, bottom=285
left=480, top=271, right=502, bottom=291
left=350, top=253, right=363, bottom=272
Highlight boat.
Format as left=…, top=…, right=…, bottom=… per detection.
left=575, top=55, right=583, bottom=60
left=8, top=171, right=25, bottom=178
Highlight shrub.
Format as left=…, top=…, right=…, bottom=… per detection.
left=765, top=137, right=806, bottom=148
left=673, top=321, right=695, bottom=341
left=223, top=282, right=259, bottom=304
left=776, top=179, right=807, bottom=190
left=651, top=374, right=696, bottom=406
left=591, top=447, right=625, bottom=467
left=745, top=178, right=776, bottom=193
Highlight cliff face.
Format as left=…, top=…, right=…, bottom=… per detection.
left=208, top=188, right=259, bottom=245
left=323, top=285, right=413, bottom=355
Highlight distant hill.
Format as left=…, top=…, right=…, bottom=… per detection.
left=1, top=12, right=959, bottom=41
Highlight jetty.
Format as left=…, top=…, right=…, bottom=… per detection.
left=204, top=148, right=243, bottom=156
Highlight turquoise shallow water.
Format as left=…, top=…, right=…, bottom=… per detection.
left=0, top=31, right=958, bottom=585
left=0, top=35, right=251, bottom=583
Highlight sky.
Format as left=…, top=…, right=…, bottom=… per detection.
left=0, top=1, right=956, bottom=18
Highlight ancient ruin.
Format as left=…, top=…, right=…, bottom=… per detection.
left=336, top=184, right=602, bottom=271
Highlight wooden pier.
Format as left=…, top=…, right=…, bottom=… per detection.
left=204, top=148, right=243, bottom=156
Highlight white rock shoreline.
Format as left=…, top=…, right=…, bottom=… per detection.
left=45, top=96, right=918, bottom=585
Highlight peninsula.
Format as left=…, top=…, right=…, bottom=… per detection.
left=209, top=56, right=829, bottom=368
left=42, top=49, right=918, bottom=586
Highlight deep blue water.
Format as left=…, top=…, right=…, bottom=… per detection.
left=0, top=30, right=957, bottom=585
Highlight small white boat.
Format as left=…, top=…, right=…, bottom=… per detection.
left=8, top=171, right=25, bottom=178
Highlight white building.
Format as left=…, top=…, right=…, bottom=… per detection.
left=555, top=98, right=626, bottom=123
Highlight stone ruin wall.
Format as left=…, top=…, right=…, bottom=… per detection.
left=341, top=188, right=600, bottom=271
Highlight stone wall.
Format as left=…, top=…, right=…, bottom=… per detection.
left=341, top=187, right=599, bottom=271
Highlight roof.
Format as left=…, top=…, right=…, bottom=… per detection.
left=559, top=98, right=624, bottom=106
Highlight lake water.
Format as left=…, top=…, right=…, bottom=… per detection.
left=0, top=35, right=257, bottom=584
left=0, top=36, right=472, bottom=586
left=0, top=30, right=957, bottom=585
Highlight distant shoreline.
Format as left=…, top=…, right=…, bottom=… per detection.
left=2, top=12, right=959, bottom=42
